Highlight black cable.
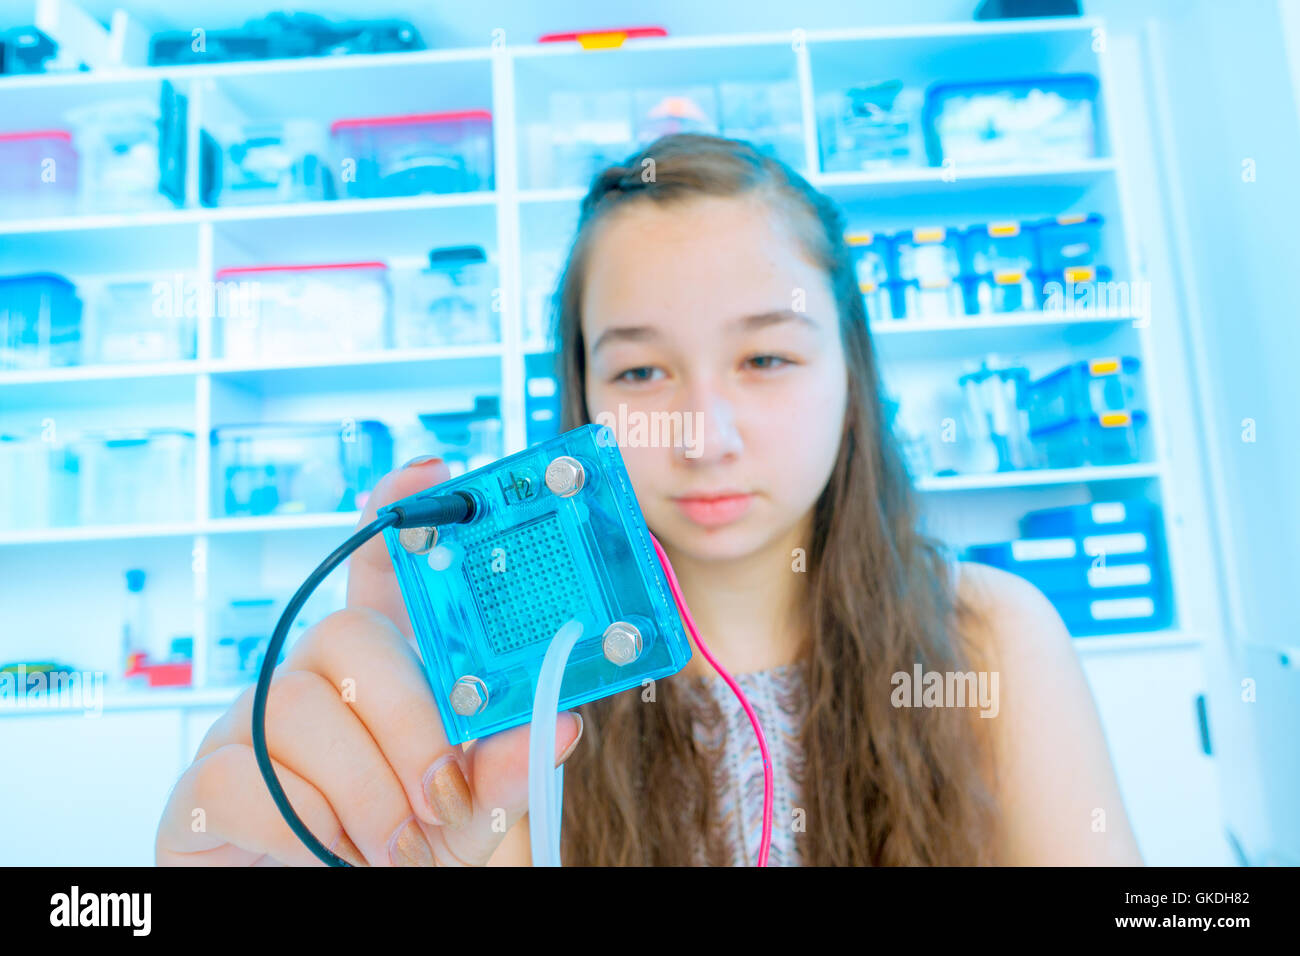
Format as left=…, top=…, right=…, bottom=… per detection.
left=251, top=491, right=477, bottom=866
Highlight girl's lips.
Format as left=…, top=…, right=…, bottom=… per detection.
left=673, top=493, right=754, bottom=527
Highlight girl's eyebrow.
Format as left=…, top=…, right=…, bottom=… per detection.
left=590, top=309, right=819, bottom=355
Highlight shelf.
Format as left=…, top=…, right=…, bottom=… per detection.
left=871, top=312, right=1143, bottom=360
left=1070, top=630, right=1201, bottom=656
left=812, top=159, right=1116, bottom=198
left=0, top=683, right=244, bottom=717
left=916, top=463, right=1163, bottom=492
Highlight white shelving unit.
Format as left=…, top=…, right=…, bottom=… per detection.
left=0, top=15, right=1235, bottom=865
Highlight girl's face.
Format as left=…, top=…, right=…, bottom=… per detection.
left=581, top=194, right=849, bottom=563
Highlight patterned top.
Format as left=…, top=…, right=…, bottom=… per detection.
left=674, top=550, right=963, bottom=867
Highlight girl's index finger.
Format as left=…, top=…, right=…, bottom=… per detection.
left=345, top=456, right=452, bottom=642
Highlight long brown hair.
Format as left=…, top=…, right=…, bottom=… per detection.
left=551, top=133, right=1000, bottom=865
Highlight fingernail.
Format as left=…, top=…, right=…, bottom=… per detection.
left=555, top=712, right=584, bottom=768
left=423, top=753, right=472, bottom=830
left=388, top=816, right=435, bottom=867
left=402, top=454, right=444, bottom=469
left=329, top=830, right=368, bottom=867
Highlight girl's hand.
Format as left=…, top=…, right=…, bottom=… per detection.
left=155, top=457, right=583, bottom=866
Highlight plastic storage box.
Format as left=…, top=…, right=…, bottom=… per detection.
left=0, top=129, right=78, bottom=218
left=1038, top=263, right=1116, bottom=315
left=817, top=81, right=925, bottom=172
left=536, top=90, right=634, bottom=189
left=64, top=100, right=173, bottom=213
left=893, top=226, right=965, bottom=319
left=77, top=428, right=194, bottom=524
left=963, top=220, right=1038, bottom=313
left=1029, top=409, right=1147, bottom=468
left=0, top=431, right=80, bottom=530
left=393, top=246, right=497, bottom=348
left=216, top=119, right=334, bottom=206
left=1021, top=498, right=1156, bottom=538
left=330, top=109, right=493, bottom=198
left=923, top=75, right=1099, bottom=166
left=212, top=420, right=393, bottom=517
left=958, top=357, right=1035, bottom=472
left=414, top=396, right=503, bottom=477
left=214, top=261, right=391, bottom=360
left=845, top=231, right=897, bottom=322
left=84, top=279, right=197, bottom=364
left=0, top=273, right=83, bottom=370
left=1034, top=213, right=1105, bottom=275
left=1026, top=355, right=1142, bottom=433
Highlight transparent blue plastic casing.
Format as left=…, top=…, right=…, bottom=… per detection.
left=380, top=423, right=693, bottom=745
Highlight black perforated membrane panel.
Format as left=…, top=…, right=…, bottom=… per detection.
left=462, top=512, right=588, bottom=655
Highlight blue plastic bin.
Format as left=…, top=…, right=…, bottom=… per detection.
left=0, top=273, right=82, bottom=370
left=1020, top=498, right=1157, bottom=538
left=845, top=230, right=898, bottom=321
left=1034, top=213, right=1105, bottom=275
left=1026, top=355, right=1141, bottom=433
left=1029, top=409, right=1147, bottom=468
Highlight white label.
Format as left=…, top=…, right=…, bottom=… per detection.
left=1090, top=596, right=1156, bottom=620
left=1011, top=538, right=1077, bottom=561
left=527, top=377, right=557, bottom=397
left=1083, top=532, right=1147, bottom=556
left=1088, top=563, right=1152, bottom=588
left=1090, top=502, right=1127, bottom=525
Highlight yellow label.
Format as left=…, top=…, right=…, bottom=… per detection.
left=988, top=221, right=1020, bottom=237
left=994, top=270, right=1025, bottom=285
left=1100, top=412, right=1131, bottom=427
left=578, top=31, right=627, bottom=49
left=1057, top=213, right=1088, bottom=225
left=914, top=227, right=945, bottom=243
left=1090, top=357, right=1120, bottom=375
left=859, top=281, right=878, bottom=293
left=1064, top=265, right=1095, bottom=283
left=845, top=231, right=874, bottom=246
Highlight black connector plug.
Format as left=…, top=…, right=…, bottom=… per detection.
left=378, top=490, right=478, bottom=528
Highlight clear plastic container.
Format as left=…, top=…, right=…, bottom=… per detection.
left=969, top=272, right=1038, bottom=313
left=76, top=428, right=194, bottom=524
left=962, top=220, right=1036, bottom=276
left=845, top=231, right=898, bottom=321
left=817, top=81, right=925, bottom=172
left=84, top=279, right=197, bottom=364
left=924, top=75, right=1100, bottom=166
left=1037, top=263, right=1117, bottom=315
left=330, top=109, right=494, bottom=198
left=633, top=86, right=718, bottom=145
left=0, top=431, right=81, bottom=530
left=958, top=357, right=1036, bottom=472
left=393, top=246, right=497, bottom=348
left=0, top=273, right=83, bottom=370
left=212, top=420, right=393, bottom=517
left=414, top=396, right=503, bottom=477
left=64, top=100, right=173, bottom=213
left=522, top=248, right=563, bottom=348
left=894, top=227, right=962, bottom=284
left=214, top=261, right=390, bottom=360
left=1029, top=409, right=1147, bottom=469
left=216, top=119, right=334, bottom=206
left=1026, top=355, right=1142, bottom=434
left=719, top=80, right=804, bottom=170
left=0, top=129, right=78, bottom=218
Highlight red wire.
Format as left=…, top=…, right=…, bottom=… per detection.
left=649, top=532, right=774, bottom=867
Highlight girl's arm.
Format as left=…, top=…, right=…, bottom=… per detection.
left=958, top=561, right=1145, bottom=866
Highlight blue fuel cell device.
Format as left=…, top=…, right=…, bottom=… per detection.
left=377, top=423, right=694, bottom=745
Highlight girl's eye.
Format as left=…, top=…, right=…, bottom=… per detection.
left=745, top=354, right=792, bottom=371
left=612, top=366, right=663, bottom=385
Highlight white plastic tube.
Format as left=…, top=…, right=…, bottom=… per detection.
left=528, top=618, right=584, bottom=867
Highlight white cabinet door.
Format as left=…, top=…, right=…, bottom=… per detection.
left=1079, top=646, right=1235, bottom=865
left=0, top=710, right=184, bottom=866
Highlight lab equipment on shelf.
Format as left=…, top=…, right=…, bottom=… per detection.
left=77, top=428, right=195, bottom=525
left=892, top=226, right=966, bottom=319
left=923, top=75, right=1100, bottom=166
left=0, top=25, right=58, bottom=75
left=149, top=12, right=423, bottom=65
left=1034, top=213, right=1105, bottom=275
left=0, top=129, right=78, bottom=218
left=0, top=431, right=79, bottom=530
left=718, top=80, right=804, bottom=170
left=0, top=273, right=83, bottom=369
left=536, top=90, right=635, bottom=189
left=525, top=353, right=561, bottom=447
left=958, top=355, right=1036, bottom=473
left=964, top=498, right=1171, bottom=636
left=213, top=261, right=391, bottom=360
left=121, top=569, right=151, bottom=684
left=962, top=220, right=1038, bottom=313
left=329, top=109, right=494, bottom=198
left=212, top=420, right=393, bottom=517
left=212, top=119, right=335, bottom=206
left=884, top=395, right=933, bottom=478
left=393, top=246, right=497, bottom=348
left=1030, top=409, right=1148, bottom=469
left=1026, top=355, right=1142, bottom=432
left=633, top=87, right=719, bottom=144
left=817, top=80, right=925, bottom=172
left=63, top=98, right=176, bottom=213
left=213, top=598, right=277, bottom=686
left=846, top=231, right=898, bottom=322
left=82, top=278, right=197, bottom=364
left=403, top=396, right=504, bottom=477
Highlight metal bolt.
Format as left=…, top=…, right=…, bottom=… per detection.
left=544, top=456, right=585, bottom=497
left=449, top=676, right=488, bottom=716
left=399, top=525, right=437, bottom=555
left=602, top=621, right=643, bottom=666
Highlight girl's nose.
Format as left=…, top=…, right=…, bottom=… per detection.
left=678, top=383, right=742, bottom=463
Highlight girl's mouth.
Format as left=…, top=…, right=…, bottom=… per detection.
left=672, top=493, right=754, bottom=527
